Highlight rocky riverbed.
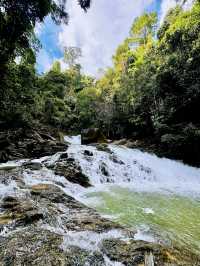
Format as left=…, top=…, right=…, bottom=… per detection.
left=0, top=138, right=200, bottom=265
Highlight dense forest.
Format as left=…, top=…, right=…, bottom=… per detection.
left=1, top=0, right=200, bottom=165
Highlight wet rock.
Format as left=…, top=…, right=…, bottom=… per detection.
left=109, top=154, right=124, bottom=165
left=100, top=162, right=109, bottom=177
left=0, top=228, right=65, bottom=265
left=23, top=161, right=43, bottom=171
left=63, top=201, right=125, bottom=233
left=59, top=152, right=68, bottom=160
left=64, top=247, right=105, bottom=266
left=54, top=161, right=91, bottom=188
left=0, top=182, right=123, bottom=238
left=84, top=150, right=93, bottom=156
left=0, top=228, right=108, bottom=266
left=29, top=140, right=67, bottom=159
left=100, top=239, right=200, bottom=266
left=126, top=140, right=137, bottom=149
left=54, top=181, right=66, bottom=188
left=0, top=213, right=15, bottom=225
left=30, top=184, right=122, bottom=233
left=96, top=143, right=112, bottom=154
left=30, top=183, right=68, bottom=203
left=1, top=196, right=20, bottom=210
left=66, top=157, right=75, bottom=162
left=139, top=164, right=152, bottom=174
left=81, top=128, right=107, bottom=145
left=22, top=210, right=44, bottom=225
left=85, top=251, right=105, bottom=266
left=0, top=169, right=25, bottom=188
left=0, top=164, right=18, bottom=171
left=64, top=211, right=122, bottom=233
left=0, top=179, right=199, bottom=265
left=0, top=196, right=44, bottom=226
left=30, top=183, right=122, bottom=233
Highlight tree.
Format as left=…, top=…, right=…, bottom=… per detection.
left=64, top=47, right=82, bottom=68
left=0, top=0, right=91, bottom=76
left=52, top=61, right=61, bottom=73
left=78, top=0, right=91, bottom=10
left=0, top=1, right=64, bottom=69
left=130, top=12, right=157, bottom=45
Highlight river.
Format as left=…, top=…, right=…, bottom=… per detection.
left=65, top=135, right=200, bottom=254
left=1, top=135, right=200, bottom=258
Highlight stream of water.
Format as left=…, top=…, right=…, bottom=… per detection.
left=65, top=135, right=200, bottom=254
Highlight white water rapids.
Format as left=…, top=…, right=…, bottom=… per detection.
left=65, top=135, right=200, bottom=197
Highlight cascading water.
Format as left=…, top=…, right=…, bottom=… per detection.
left=64, top=136, right=200, bottom=253
left=66, top=135, right=200, bottom=195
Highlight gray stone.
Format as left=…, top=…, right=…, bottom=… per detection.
left=23, top=161, right=43, bottom=171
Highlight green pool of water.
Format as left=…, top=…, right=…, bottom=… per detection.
left=85, top=186, right=200, bottom=254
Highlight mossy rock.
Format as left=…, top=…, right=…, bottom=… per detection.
left=96, top=144, right=112, bottom=153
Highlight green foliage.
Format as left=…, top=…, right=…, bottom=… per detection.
left=130, top=12, right=157, bottom=45
left=0, top=0, right=66, bottom=68
left=0, top=61, right=37, bottom=126
left=52, top=61, right=61, bottom=73
left=36, top=62, right=91, bottom=129
left=0, top=0, right=92, bottom=127
left=73, top=1, right=200, bottom=164
left=0, top=0, right=91, bottom=76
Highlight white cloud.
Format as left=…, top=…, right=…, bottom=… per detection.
left=35, top=22, right=44, bottom=37
left=36, top=49, right=53, bottom=73
left=58, top=0, right=155, bottom=76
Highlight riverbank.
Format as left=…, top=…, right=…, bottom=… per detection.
left=0, top=125, right=67, bottom=163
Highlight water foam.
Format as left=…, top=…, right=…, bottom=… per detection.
left=66, top=140, right=200, bottom=197
left=64, top=135, right=81, bottom=145
left=61, top=229, right=127, bottom=252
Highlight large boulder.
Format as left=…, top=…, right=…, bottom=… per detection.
left=54, top=161, right=91, bottom=188
left=23, top=161, right=43, bottom=171
left=81, top=128, right=107, bottom=145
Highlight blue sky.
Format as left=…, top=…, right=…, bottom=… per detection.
left=36, top=0, right=177, bottom=76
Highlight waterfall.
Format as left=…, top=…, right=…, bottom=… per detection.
left=66, top=136, right=200, bottom=197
